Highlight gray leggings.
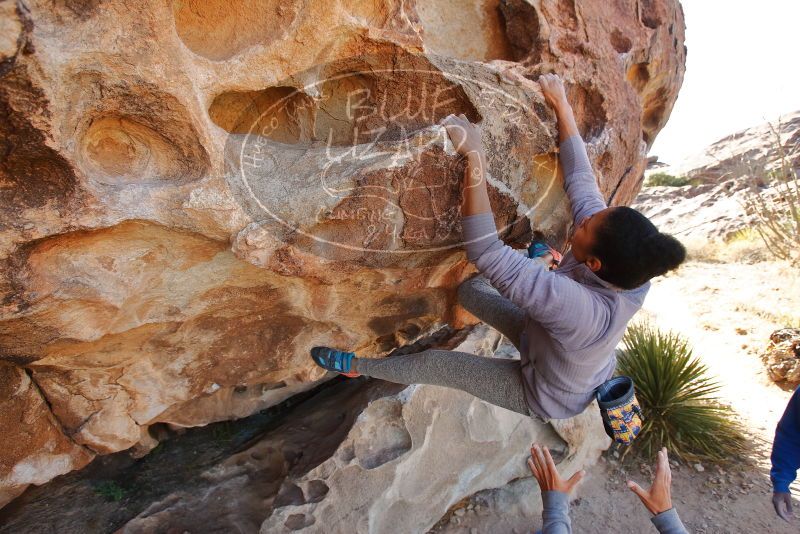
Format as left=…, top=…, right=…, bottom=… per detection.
left=354, top=274, right=534, bottom=417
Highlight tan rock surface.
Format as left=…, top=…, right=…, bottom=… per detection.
left=116, top=325, right=609, bottom=534
left=0, top=362, right=94, bottom=508
left=0, top=0, right=686, bottom=501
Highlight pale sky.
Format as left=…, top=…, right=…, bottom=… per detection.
left=648, top=0, right=800, bottom=164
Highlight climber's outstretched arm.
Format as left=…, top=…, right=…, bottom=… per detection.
left=538, top=73, right=607, bottom=226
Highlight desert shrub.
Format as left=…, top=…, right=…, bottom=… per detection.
left=617, top=322, right=748, bottom=462
left=724, top=226, right=759, bottom=243
left=94, top=480, right=126, bottom=501
left=678, top=227, right=769, bottom=264
left=645, top=172, right=691, bottom=187
left=733, top=304, right=800, bottom=330
left=211, top=421, right=235, bottom=442
left=740, top=122, right=800, bottom=265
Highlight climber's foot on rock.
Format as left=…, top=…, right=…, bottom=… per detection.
left=310, top=346, right=360, bottom=377
left=528, top=236, right=562, bottom=270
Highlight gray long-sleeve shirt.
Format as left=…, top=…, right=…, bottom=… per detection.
left=461, top=134, right=650, bottom=419
left=540, top=491, right=689, bottom=533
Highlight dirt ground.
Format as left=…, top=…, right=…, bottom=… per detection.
left=436, top=251, right=800, bottom=534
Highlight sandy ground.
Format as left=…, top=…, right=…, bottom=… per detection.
left=433, top=253, right=800, bottom=534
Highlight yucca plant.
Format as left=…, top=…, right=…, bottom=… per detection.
left=617, top=322, right=749, bottom=463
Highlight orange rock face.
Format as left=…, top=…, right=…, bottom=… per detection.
left=0, top=0, right=685, bottom=504
left=0, top=362, right=94, bottom=506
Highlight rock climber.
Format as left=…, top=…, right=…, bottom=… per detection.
left=309, top=73, right=686, bottom=423
left=770, top=385, right=800, bottom=522
left=528, top=443, right=689, bottom=533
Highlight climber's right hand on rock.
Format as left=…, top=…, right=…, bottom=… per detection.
left=441, top=114, right=483, bottom=158
left=537, top=73, right=568, bottom=111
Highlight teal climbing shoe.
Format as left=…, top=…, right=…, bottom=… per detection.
left=528, top=239, right=563, bottom=269
left=310, top=346, right=360, bottom=377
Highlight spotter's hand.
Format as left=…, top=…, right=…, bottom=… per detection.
left=627, top=447, right=675, bottom=516
left=527, top=443, right=585, bottom=495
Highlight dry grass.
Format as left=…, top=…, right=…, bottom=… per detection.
left=740, top=121, right=800, bottom=265
left=732, top=303, right=800, bottom=330
left=681, top=227, right=771, bottom=264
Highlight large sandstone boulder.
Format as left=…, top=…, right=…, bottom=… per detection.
left=0, top=0, right=686, bottom=505
left=0, top=324, right=608, bottom=533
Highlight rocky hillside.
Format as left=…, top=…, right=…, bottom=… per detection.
left=634, top=110, right=800, bottom=242
left=0, top=0, right=686, bottom=523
